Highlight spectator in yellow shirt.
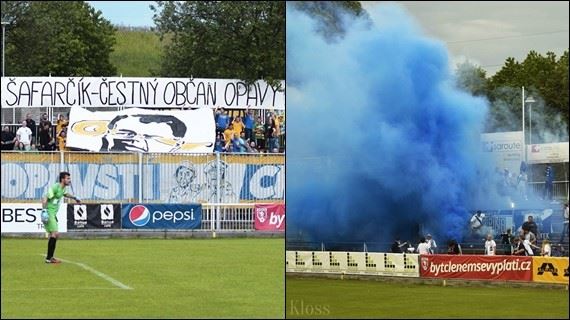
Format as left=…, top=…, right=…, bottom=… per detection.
left=273, top=113, right=281, bottom=136
left=57, top=129, right=68, bottom=151
left=223, top=124, right=235, bottom=144
left=56, top=114, right=69, bottom=138
left=232, top=116, right=244, bottom=135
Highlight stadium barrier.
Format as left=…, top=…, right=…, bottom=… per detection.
left=528, top=181, right=569, bottom=202
left=1, top=151, right=284, bottom=204
left=1, top=202, right=285, bottom=232
left=286, top=251, right=569, bottom=285
left=419, top=254, right=533, bottom=281
left=532, top=257, right=569, bottom=284
left=285, top=251, right=420, bottom=277
left=1, top=203, right=68, bottom=233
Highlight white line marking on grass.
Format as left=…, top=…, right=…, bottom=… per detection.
left=38, top=254, right=133, bottom=290
left=2, top=287, right=123, bottom=291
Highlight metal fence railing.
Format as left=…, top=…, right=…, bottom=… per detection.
left=1, top=151, right=285, bottom=204
left=285, top=240, right=569, bottom=256
left=528, top=181, right=569, bottom=202
left=202, top=203, right=257, bottom=231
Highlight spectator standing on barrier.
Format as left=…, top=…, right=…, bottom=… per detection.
left=417, top=237, right=431, bottom=255
left=426, top=234, right=437, bottom=254
left=15, top=120, right=33, bottom=151
left=38, top=122, right=55, bottom=151
left=484, top=234, right=497, bottom=255
left=560, top=203, right=569, bottom=245
left=244, top=108, right=255, bottom=141
left=544, top=164, right=554, bottom=201
left=447, top=239, right=462, bottom=255
left=1, top=126, right=16, bottom=150
left=541, top=239, right=552, bottom=256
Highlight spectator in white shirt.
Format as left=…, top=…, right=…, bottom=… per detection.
left=541, top=239, right=551, bottom=257
left=417, top=237, right=431, bottom=255
left=426, top=234, right=437, bottom=254
left=15, top=120, right=33, bottom=151
left=484, top=234, right=497, bottom=255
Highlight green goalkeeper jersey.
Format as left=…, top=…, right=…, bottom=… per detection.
left=46, top=183, right=66, bottom=213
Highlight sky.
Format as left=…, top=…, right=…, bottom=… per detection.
left=364, top=1, right=569, bottom=75
left=87, top=1, right=569, bottom=75
left=88, top=1, right=155, bottom=28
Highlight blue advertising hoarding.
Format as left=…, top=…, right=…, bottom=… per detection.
left=122, top=204, right=202, bottom=229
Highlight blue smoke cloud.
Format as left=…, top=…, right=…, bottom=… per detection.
left=286, top=4, right=492, bottom=245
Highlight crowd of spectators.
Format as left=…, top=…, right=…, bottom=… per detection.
left=1, top=113, right=69, bottom=151
left=497, top=161, right=558, bottom=202
left=1, top=107, right=286, bottom=154
left=214, top=106, right=284, bottom=153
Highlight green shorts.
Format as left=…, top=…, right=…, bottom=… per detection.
left=44, top=213, right=59, bottom=233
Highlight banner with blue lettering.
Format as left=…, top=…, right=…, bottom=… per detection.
left=122, top=204, right=202, bottom=229
left=1, top=153, right=284, bottom=203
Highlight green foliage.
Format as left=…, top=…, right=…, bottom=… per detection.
left=151, top=1, right=284, bottom=88
left=110, top=28, right=163, bottom=77
left=457, top=50, right=569, bottom=140
left=290, top=1, right=369, bottom=41
left=2, top=1, right=116, bottom=76
left=455, top=61, right=488, bottom=97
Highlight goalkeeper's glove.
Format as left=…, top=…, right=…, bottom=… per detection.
left=41, top=209, right=49, bottom=224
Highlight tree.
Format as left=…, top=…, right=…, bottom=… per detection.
left=455, top=61, right=488, bottom=97
left=487, top=50, right=569, bottom=140
left=290, top=1, right=369, bottom=41
left=150, top=1, right=284, bottom=87
left=2, top=1, right=116, bottom=76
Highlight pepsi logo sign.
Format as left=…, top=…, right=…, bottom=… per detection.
left=129, top=205, right=151, bottom=227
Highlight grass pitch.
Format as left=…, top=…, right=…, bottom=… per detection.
left=286, top=276, right=569, bottom=319
left=1, top=238, right=283, bottom=318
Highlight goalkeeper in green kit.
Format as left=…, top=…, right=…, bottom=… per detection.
left=42, top=172, right=81, bottom=264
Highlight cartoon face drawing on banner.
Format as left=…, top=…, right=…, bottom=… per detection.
left=201, top=160, right=236, bottom=202
left=256, top=207, right=268, bottom=223
left=71, top=114, right=213, bottom=153
left=169, top=162, right=202, bottom=203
